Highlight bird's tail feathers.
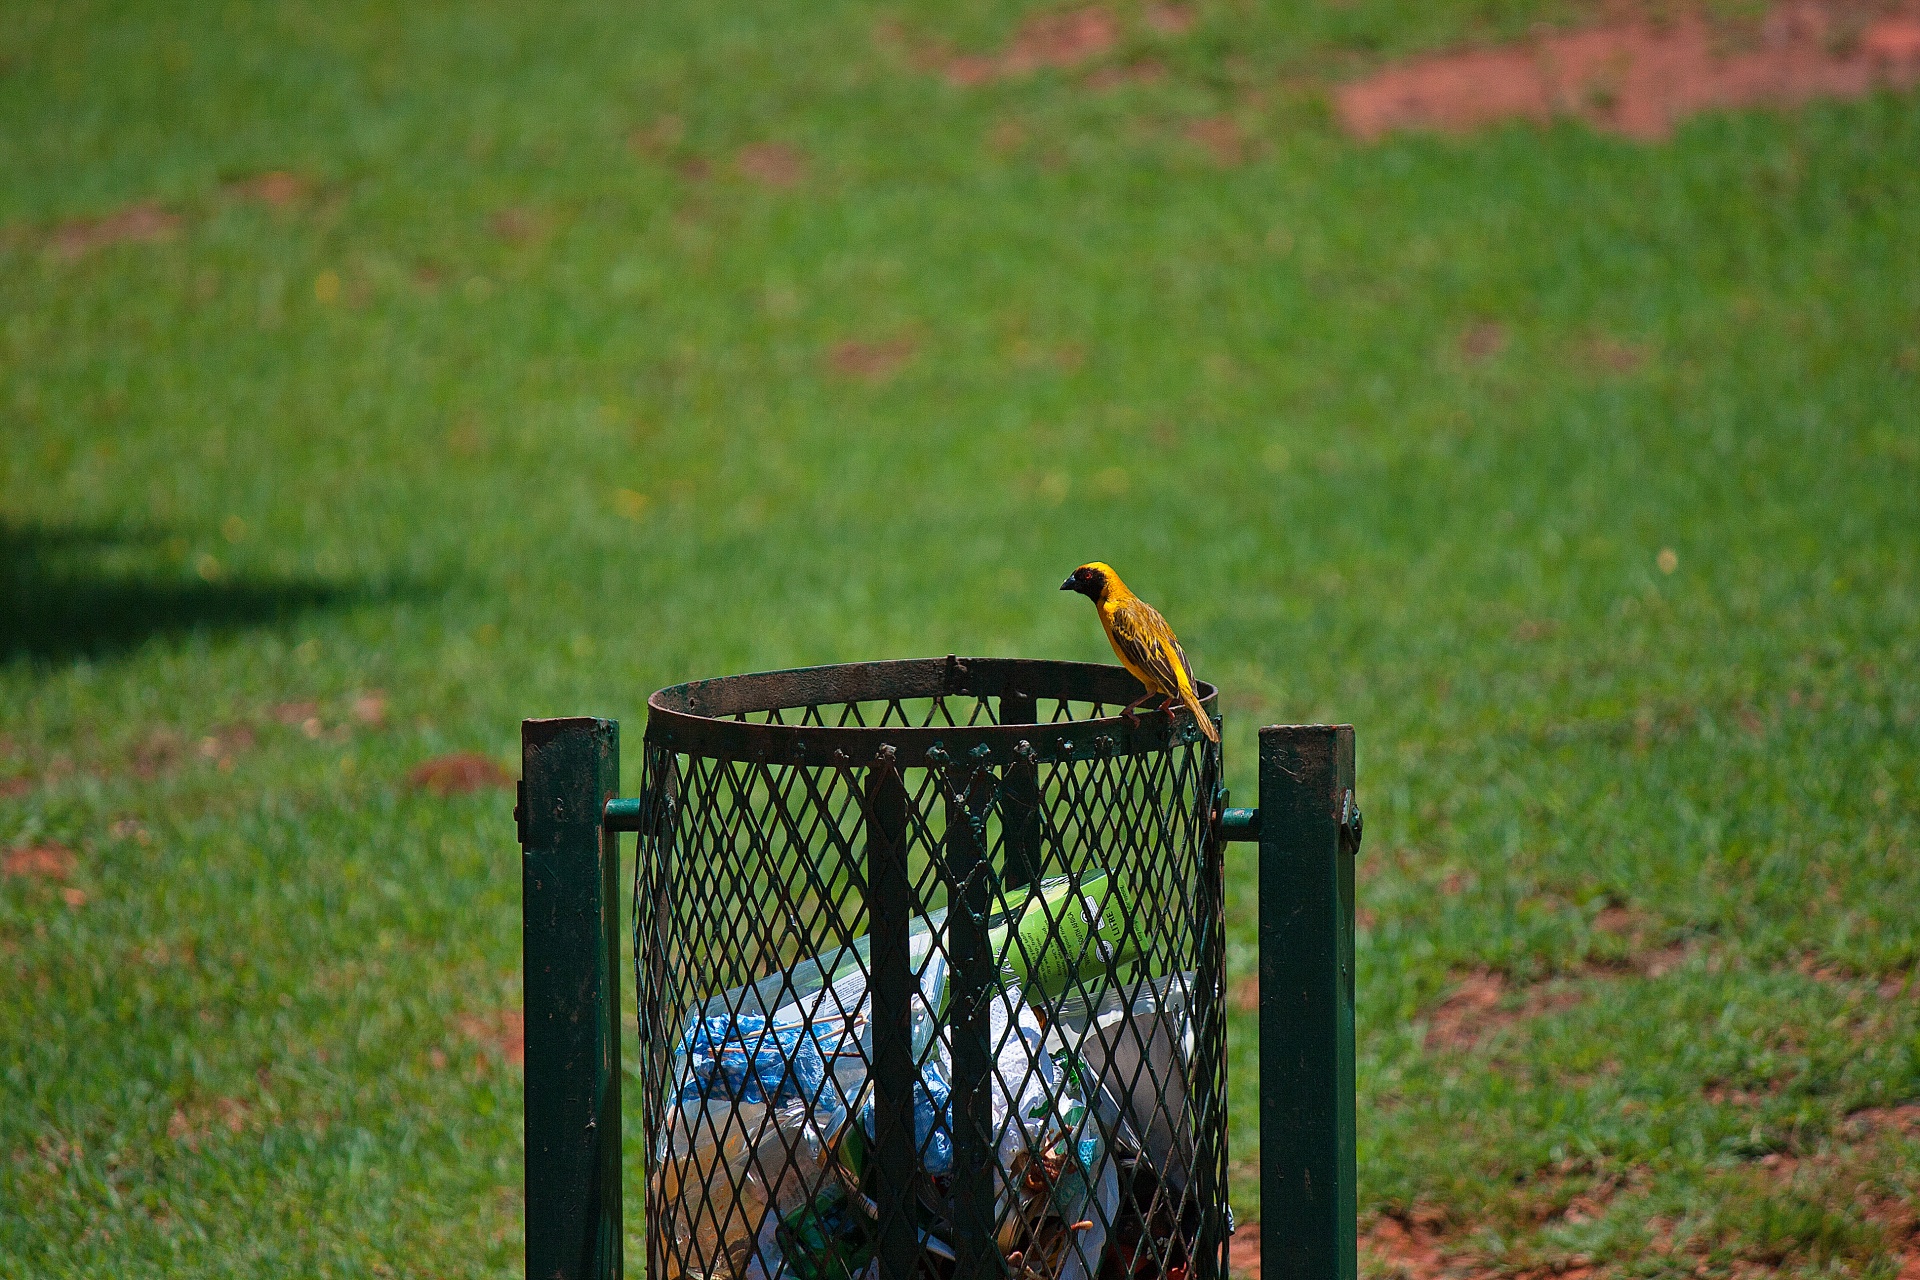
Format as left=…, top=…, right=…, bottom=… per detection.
left=1181, top=689, right=1221, bottom=744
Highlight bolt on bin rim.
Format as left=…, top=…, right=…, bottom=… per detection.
left=643, top=655, right=1218, bottom=768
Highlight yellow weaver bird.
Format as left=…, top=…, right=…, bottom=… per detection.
left=1061, top=562, right=1219, bottom=743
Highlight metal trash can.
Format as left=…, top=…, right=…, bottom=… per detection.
left=518, top=657, right=1358, bottom=1280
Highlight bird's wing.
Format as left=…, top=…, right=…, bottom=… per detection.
left=1173, top=639, right=1197, bottom=694
left=1109, top=598, right=1189, bottom=697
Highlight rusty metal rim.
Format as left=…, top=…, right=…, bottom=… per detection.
left=644, top=655, right=1217, bottom=768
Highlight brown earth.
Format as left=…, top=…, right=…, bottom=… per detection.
left=829, top=335, right=919, bottom=382
left=1703, top=1078, right=1786, bottom=1105
left=1422, top=968, right=1590, bottom=1053
left=630, top=114, right=686, bottom=157
left=1361, top=1185, right=1630, bottom=1276
left=1365, top=1210, right=1452, bottom=1277
left=1747, top=1121, right=1920, bottom=1275
left=1795, top=950, right=1917, bottom=1000
left=195, top=723, right=256, bottom=771
left=1226, top=1220, right=1258, bottom=1278
left=1144, top=4, right=1195, bottom=36
left=459, top=1008, right=526, bottom=1068
left=489, top=207, right=546, bottom=243
left=1184, top=115, right=1249, bottom=164
left=1579, top=333, right=1650, bottom=374
left=111, top=723, right=255, bottom=779
left=938, top=6, right=1120, bottom=85
left=3, top=843, right=76, bottom=880
left=229, top=171, right=307, bottom=206
left=1336, top=4, right=1920, bottom=141
left=9, top=697, right=385, bottom=793
left=735, top=142, right=808, bottom=188
left=168, top=1096, right=250, bottom=1150
left=1842, top=1102, right=1920, bottom=1137
left=51, top=202, right=179, bottom=257
left=1458, top=321, right=1508, bottom=361
left=1085, top=59, right=1168, bottom=90
left=407, top=752, right=513, bottom=795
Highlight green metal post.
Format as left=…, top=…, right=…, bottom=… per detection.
left=519, top=717, right=623, bottom=1280
left=1258, top=725, right=1357, bottom=1280
left=998, top=691, right=1042, bottom=892
left=867, top=752, right=917, bottom=1280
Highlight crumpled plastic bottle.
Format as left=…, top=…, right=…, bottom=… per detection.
left=660, top=1012, right=844, bottom=1280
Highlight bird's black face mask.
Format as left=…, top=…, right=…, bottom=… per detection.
left=1061, top=567, right=1102, bottom=597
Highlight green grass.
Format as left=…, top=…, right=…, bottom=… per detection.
left=4, top=0, right=1918, bottom=1275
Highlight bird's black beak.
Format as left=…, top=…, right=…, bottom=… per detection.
left=1060, top=575, right=1077, bottom=592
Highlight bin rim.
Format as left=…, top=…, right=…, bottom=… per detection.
left=643, top=655, right=1217, bottom=768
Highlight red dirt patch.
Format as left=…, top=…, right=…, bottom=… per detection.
left=1335, top=5, right=1920, bottom=142
left=1580, top=333, right=1649, bottom=374
left=196, top=723, right=256, bottom=770
left=407, top=752, right=513, bottom=796
left=489, top=207, right=546, bottom=243
left=167, top=1096, right=250, bottom=1150
left=1841, top=1102, right=1920, bottom=1137
left=735, top=142, right=807, bottom=188
left=229, top=171, right=307, bottom=206
left=940, top=6, right=1120, bottom=85
left=1227, top=1220, right=1259, bottom=1278
left=52, top=202, right=180, bottom=257
left=1792, top=951, right=1912, bottom=997
left=1085, top=59, right=1168, bottom=90
left=1593, top=903, right=1639, bottom=934
left=129, top=730, right=186, bottom=779
left=1530, top=1162, right=1646, bottom=1227
left=630, top=114, right=687, bottom=157
left=1459, top=321, right=1508, bottom=361
left=987, top=118, right=1030, bottom=154
left=1144, top=3, right=1195, bottom=36
left=459, top=1008, right=526, bottom=1068
left=1703, top=1078, right=1784, bottom=1105
left=1620, top=938, right=1691, bottom=977
left=1423, top=969, right=1587, bottom=1053
left=4, top=843, right=76, bottom=880
left=1364, top=1209, right=1451, bottom=1276
left=1184, top=115, right=1248, bottom=164
left=828, top=335, right=919, bottom=382
left=1365, top=1202, right=1607, bottom=1278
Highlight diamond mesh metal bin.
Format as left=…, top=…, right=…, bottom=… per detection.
left=516, top=657, right=1359, bottom=1280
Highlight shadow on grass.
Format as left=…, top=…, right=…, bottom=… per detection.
left=2, top=519, right=388, bottom=663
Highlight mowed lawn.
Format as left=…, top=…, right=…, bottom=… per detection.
left=3, top=0, right=1918, bottom=1275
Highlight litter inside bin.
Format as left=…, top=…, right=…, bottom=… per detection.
left=660, top=872, right=1204, bottom=1280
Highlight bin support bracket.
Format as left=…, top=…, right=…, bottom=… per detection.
left=520, top=718, right=624, bottom=1280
